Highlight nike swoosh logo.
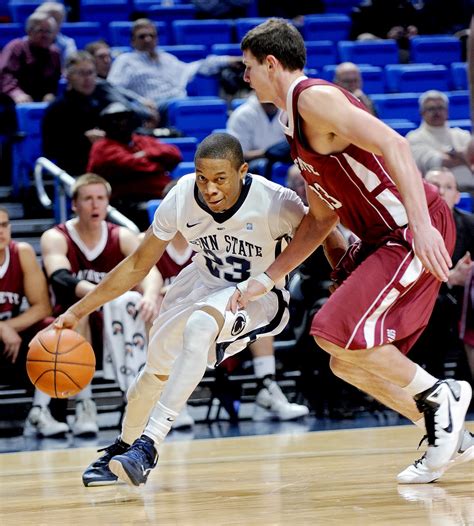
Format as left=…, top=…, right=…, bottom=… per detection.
left=166, top=417, right=175, bottom=422
left=186, top=221, right=201, bottom=228
left=442, top=398, right=453, bottom=433
left=445, top=381, right=461, bottom=401
left=386, top=241, right=402, bottom=247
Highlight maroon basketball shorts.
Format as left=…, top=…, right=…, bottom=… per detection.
left=311, top=199, right=456, bottom=354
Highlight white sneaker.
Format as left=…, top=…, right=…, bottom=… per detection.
left=253, top=381, right=309, bottom=421
left=72, top=399, right=99, bottom=437
left=23, top=406, right=69, bottom=438
left=397, top=430, right=474, bottom=484
left=172, top=405, right=195, bottom=430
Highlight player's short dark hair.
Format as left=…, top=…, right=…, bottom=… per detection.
left=195, top=133, right=245, bottom=170
left=241, top=18, right=306, bottom=71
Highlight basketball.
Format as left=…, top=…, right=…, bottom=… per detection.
left=26, top=328, right=96, bottom=398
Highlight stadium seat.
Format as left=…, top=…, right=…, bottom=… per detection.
left=61, top=22, right=101, bottom=49
left=410, top=36, right=462, bottom=65
left=324, top=0, right=360, bottom=14
left=447, top=119, right=471, bottom=132
left=457, top=192, right=473, bottom=213
left=135, top=3, right=196, bottom=23
left=160, top=137, right=198, bottom=163
left=146, top=199, right=162, bottom=223
left=382, top=119, right=417, bottom=136
left=172, top=20, right=233, bottom=50
left=450, top=62, right=468, bottom=91
left=370, top=93, right=420, bottom=123
left=385, top=64, right=449, bottom=93
left=305, top=41, right=338, bottom=69
left=271, top=162, right=292, bottom=186
left=303, top=14, right=351, bottom=41
left=211, top=43, right=242, bottom=56
left=167, top=98, right=228, bottom=141
left=234, top=18, right=268, bottom=42
left=321, top=65, right=384, bottom=94
left=161, top=44, right=207, bottom=62
left=80, top=0, right=130, bottom=30
left=170, top=161, right=195, bottom=179
left=8, top=0, right=43, bottom=24
left=0, top=23, right=22, bottom=49
left=108, top=21, right=170, bottom=47
left=11, top=102, right=48, bottom=196
left=447, top=91, right=469, bottom=120
left=338, top=40, right=399, bottom=67
left=187, top=74, right=220, bottom=97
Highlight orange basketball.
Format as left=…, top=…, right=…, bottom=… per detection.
left=26, top=328, right=96, bottom=399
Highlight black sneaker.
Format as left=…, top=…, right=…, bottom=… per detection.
left=82, top=437, right=130, bottom=487
left=109, top=435, right=158, bottom=487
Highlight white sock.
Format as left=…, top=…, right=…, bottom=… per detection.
left=145, top=401, right=179, bottom=445
left=253, top=355, right=276, bottom=379
left=402, top=365, right=438, bottom=397
left=75, top=384, right=93, bottom=401
left=33, top=389, right=51, bottom=408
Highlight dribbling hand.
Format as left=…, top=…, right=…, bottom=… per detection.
left=53, top=310, right=81, bottom=331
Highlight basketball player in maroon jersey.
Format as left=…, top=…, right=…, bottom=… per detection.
left=231, top=18, right=473, bottom=483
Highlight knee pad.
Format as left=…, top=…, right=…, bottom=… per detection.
left=126, top=369, right=165, bottom=403
left=183, top=310, right=219, bottom=350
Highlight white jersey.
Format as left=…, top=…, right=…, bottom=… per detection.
left=152, top=173, right=306, bottom=289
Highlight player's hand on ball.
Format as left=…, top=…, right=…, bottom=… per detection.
left=53, top=310, right=81, bottom=331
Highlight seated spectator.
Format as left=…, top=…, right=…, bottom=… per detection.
left=35, top=1, right=77, bottom=66
left=0, top=12, right=61, bottom=104
left=85, top=40, right=112, bottom=80
left=333, top=62, right=377, bottom=116
left=87, top=103, right=182, bottom=229
left=107, top=18, right=240, bottom=125
left=226, top=92, right=291, bottom=178
left=26, top=173, right=160, bottom=438
left=42, top=51, right=153, bottom=176
left=407, top=90, right=473, bottom=194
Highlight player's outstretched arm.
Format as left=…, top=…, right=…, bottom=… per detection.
left=55, top=228, right=168, bottom=329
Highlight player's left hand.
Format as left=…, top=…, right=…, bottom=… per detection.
left=137, top=297, right=158, bottom=322
left=413, top=224, right=452, bottom=282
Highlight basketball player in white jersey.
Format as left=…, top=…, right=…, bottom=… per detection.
left=52, top=132, right=344, bottom=487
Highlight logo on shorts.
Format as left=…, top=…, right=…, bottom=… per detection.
left=387, top=329, right=396, bottom=342
left=231, top=312, right=247, bottom=336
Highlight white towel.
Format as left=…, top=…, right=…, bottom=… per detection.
left=102, top=291, right=148, bottom=391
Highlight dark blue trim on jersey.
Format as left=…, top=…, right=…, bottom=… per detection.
left=214, top=288, right=288, bottom=366
left=194, top=174, right=253, bottom=224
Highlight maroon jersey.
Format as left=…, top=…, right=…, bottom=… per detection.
left=156, top=245, right=193, bottom=288
left=0, top=241, right=24, bottom=321
left=285, top=77, right=440, bottom=244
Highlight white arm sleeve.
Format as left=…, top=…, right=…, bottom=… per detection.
left=268, top=187, right=307, bottom=240
left=152, top=186, right=179, bottom=241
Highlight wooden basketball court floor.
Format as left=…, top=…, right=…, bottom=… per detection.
left=1, top=424, right=473, bottom=525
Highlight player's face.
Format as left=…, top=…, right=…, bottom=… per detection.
left=72, top=183, right=109, bottom=223
left=425, top=171, right=459, bottom=210
left=195, top=158, right=247, bottom=213
left=242, top=50, right=274, bottom=103
left=0, top=211, right=11, bottom=252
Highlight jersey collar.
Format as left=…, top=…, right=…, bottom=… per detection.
left=279, top=75, right=308, bottom=139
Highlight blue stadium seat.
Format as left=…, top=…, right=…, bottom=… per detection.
left=187, top=74, right=220, bottom=97
left=457, top=192, right=473, bottom=213
left=385, top=64, right=449, bottom=93
left=324, top=0, right=360, bottom=14
left=371, top=93, right=420, bottom=123
left=382, top=119, right=417, bottom=136
left=410, top=36, right=462, bottom=65
left=61, top=22, right=102, bottom=49
left=303, top=14, right=351, bottom=41
left=447, top=119, right=471, bottom=132
left=12, top=102, right=48, bottom=196
left=321, top=65, right=384, bottom=94
left=80, top=0, right=131, bottom=30
left=271, top=162, right=292, bottom=186
left=167, top=98, right=228, bottom=141
left=211, top=43, right=242, bottom=56
left=450, top=62, right=468, bottom=91
left=170, top=161, right=195, bottom=179
left=172, top=20, right=233, bottom=50
left=305, top=41, right=338, bottom=69
left=160, top=137, right=198, bottom=163
left=447, top=91, right=469, bottom=120
left=338, top=40, right=399, bottom=67
left=234, top=17, right=268, bottom=42
left=0, top=23, right=22, bottom=49
left=135, top=3, right=196, bottom=23
left=108, top=21, right=170, bottom=47
left=161, top=45, right=207, bottom=62
left=146, top=199, right=162, bottom=223
left=8, top=0, right=43, bottom=24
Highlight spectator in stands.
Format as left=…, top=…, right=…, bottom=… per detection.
left=85, top=40, right=112, bottom=80
left=227, top=92, right=291, bottom=178
left=0, top=12, right=61, bottom=104
left=35, top=1, right=77, bottom=66
left=42, top=51, right=154, bottom=176
left=87, top=103, right=182, bottom=229
left=26, top=173, right=160, bottom=438
left=333, top=62, right=377, bottom=116
left=407, top=90, right=473, bottom=195
left=107, top=18, right=240, bottom=126
left=410, top=167, right=474, bottom=380
left=192, top=0, right=252, bottom=19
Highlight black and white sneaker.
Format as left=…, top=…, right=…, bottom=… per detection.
left=82, top=437, right=130, bottom=487
left=109, top=435, right=158, bottom=487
